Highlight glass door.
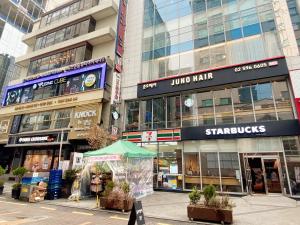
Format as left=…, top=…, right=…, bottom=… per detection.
left=263, top=158, right=282, bottom=194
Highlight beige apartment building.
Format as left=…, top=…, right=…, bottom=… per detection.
left=0, top=0, right=121, bottom=172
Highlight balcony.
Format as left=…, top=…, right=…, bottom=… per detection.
left=22, top=0, right=118, bottom=46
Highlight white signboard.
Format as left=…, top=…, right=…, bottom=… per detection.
left=72, top=153, right=83, bottom=169
left=142, top=131, right=157, bottom=142
left=87, top=155, right=121, bottom=163
left=111, top=72, right=121, bottom=104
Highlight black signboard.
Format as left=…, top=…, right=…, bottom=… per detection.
left=138, top=57, right=288, bottom=97
left=181, top=120, right=300, bottom=140
left=128, top=200, right=146, bottom=225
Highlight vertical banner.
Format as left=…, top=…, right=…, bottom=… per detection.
left=111, top=72, right=121, bottom=104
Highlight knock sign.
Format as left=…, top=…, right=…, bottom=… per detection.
left=128, top=200, right=146, bottom=225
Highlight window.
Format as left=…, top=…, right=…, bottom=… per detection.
left=167, top=96, right=181, bottom=128
left=182, top=94, right=198, bottom=127
left=36, top=112, right=52, bottom=130
left=19, top=114, right=37, bottom=132
left=202, top=99, right=213, bottom=107
left=125, top=101, right=139, bottom=131
left=153, top=97, right=166, bottom=129
left=54, top=109, right=71, bottom=129
left=140, top=99, right=152, bottom=130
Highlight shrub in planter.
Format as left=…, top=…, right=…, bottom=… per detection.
left=12, top=167, right=28, bottom=199
left=100, top=181, right=133, bottom=212
left=63, top=169, right=79, bottom=197
left=0, top=166, right=6, bottom=195
left=187, top=185, right=234, bottom=224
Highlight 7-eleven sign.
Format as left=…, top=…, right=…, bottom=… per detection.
left=142, top=131, right=157, bottom=142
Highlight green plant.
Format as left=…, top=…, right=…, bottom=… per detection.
left=120, top=181, right=130, bottom=199
left=64, top=169, right=79, bottom=183
left=0, top=180, right=4, bottom=187
left=12, top=167, right=27, bottom=184
left=103, top=180, right=115, bottom=197
left=221, top=195, right=234, bottom=209
left=208, top=196, right=221, bottom=208
left=203, top=185, right=216, bottom=206
left=188, top=187, right=201, bottom=205
left=0, top=166, right=5, bottom=177
left=12, top=183, right=21, bottom=190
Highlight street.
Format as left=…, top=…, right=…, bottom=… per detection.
left=0, top=197, right=202, bottom=225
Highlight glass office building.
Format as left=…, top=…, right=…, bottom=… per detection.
left=121, top=0, right=300, bottom=197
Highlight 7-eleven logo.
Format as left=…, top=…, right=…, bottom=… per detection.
left=142, top=131, right=157, bottom=142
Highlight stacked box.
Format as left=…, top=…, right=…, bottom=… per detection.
left=47, top=170, right=62, bottom=200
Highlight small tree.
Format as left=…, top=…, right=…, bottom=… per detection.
left=0, top=166, right=6, bottom=188
left=87, top=125, right=114, bottom=150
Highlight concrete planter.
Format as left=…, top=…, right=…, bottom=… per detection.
left=187, top=204, right=233, bottom=224
left=100, top=197, right=133, bottom=212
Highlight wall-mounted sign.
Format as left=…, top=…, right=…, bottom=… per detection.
left=142, top=131, right=157, bottom=142
left=8, top=132, right=67, bottom=146
left=17, top=135, right=56, bottom=143
left=112, top=110, right=120, bottom=120
left=33, top=77, right=67, bottom=89
left=74, top=110, right=97, bottom=119
left=137, top=57, right=288, bottom=98
left=0, top=119, right=10, bottom=134
left=115, top=0, right=128, bottom=57
left=181, top=120, right=300, bottom=140
left=205, top=125, right=266, bottom=136
left=111, top=72, right=121, bottom=104
left=123, top=129, right=181, bottom=142
left=14, top=97, right=78, bottom=111
left=84, top=74, right=96, bottom=87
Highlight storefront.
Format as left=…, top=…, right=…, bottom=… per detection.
left=1, top=58, right=109, bottom=172
left=123, top=57, right=300, bottom=197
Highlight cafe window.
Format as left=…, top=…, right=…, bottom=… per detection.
left=182, top=94, right=198, bottom=127
left=197, top=91, right=214, bottom=125
left=153, top=98, right=166, bottom=129
left=140, top=99, right=153, bottom=130
left=273, top=81, right=294, bottom=120
left=214, top=89, right=234, bottom=125
left=54, top=109, right=71, bottom=129
left=167, top=95, right=181, bottom=128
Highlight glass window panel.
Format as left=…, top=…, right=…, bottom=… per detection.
left=214, top=89, right=234, bottom=125
left=197, top=91, right=215, bottom=125
left=179, top=51, right=193, bottom=74
left=125, top=101, right=139, bottom=131
left=33, top=87, right=44, bottom=101
left=201, top=152, right=220, bottom=191
left=141, top=99, right=152, bottom=130
left=251, top=83, right=277, bottom=122
left=19, top=114, right=37, bottom=132
left=219, top=152, right=242, bottom=192
left=166, top=55, right=180, bottom=76
left=20, top=87, right=33, bottom=103
left=153, top=98, right=166, bottom=129
left=45, top=33, right=55, bottom=47
left=158, top=142, right=183, bottom=190
left=54, top=109, right=71, bottom=129
left=192, top=0, right=206, bottom=13
left=182, top=94, right=198, bottom=127
left=37, top=112, right=52, bottom=130
left=194, top=48, right=210, bottom=70
left=54, top=28, right=66, bottom=44
left=207, top=0, right=221, bottom=9
left=273, top=81, right=294, bottom=120
left=42, top=85, right=57, bottom=99
left=232, top=86, right=255, bottom=123
left=167, top=95, right=181, bottom=128
left=184, top=152, right=200, bottom=189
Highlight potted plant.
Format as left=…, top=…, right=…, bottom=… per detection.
left=0, top=166, right=6, bottom=195
left=11, top=167, right=28, bottom=199
left=100, top=181, right=133, bottom=212
left=63, top=169, right=78, bottom=197
left=187, top=185, right=234, bottom=224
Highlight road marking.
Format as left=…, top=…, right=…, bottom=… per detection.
left=77, top=222, right=92, bottom=225
left=72, top=211, right=94, bottom=216
left=0, top=200, right=27, bottom=206
left=0, top=211, right=19, bottom=216
left=110, top=216, right=128, bottom=221
left=40, top=206, right=56, bottom=211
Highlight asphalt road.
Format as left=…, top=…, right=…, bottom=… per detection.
left=0, top=196, right=205, bottom=225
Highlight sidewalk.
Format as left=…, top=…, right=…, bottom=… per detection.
left=3, top=182, right=300, bottom=225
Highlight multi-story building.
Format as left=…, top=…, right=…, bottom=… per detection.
left=121, top=0, right=300, bottom=197
left=0, top=0, right=47, bottom=169
left=0, top=0, right=120, bottom=172
left=0, top=0, right=47, bottom=100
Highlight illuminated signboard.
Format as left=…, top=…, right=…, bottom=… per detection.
left=2, top=62, right=107, bottom=106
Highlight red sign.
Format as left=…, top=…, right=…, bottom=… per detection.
left=115, top=0, right=127, bottom=57
left=295, top=98, right=300, bottom=122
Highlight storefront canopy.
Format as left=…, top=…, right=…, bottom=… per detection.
left=83, top=140, right=156, bottom=158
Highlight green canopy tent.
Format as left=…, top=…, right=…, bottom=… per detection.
left=81, top=140, right=156, bottom=199
left=83, top=140, right=156, bottom=158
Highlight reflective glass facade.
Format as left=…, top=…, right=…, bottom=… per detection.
left=125, top=80, right=294, bottom=131
left=142, top=0, right=282, bottom=81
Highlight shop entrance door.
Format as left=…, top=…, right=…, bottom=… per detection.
left=246, top=156, right=283, bottom=194
left=263, top=158, right=282, bottom=194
